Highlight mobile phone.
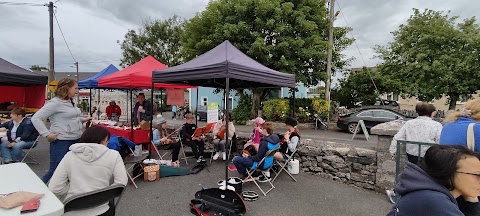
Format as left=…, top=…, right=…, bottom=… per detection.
left=20, top=199, right=40, bottom=214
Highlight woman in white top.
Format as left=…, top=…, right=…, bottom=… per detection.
left=49, top=126, right=127, bottom=216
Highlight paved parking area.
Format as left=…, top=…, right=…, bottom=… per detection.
left=23, top=137, right=392, bottom=216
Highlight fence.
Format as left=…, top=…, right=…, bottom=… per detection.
left=394, top=140, right=436, bottom=184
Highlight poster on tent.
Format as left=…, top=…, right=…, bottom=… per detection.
left=207, top=102, right=218, bottom=123
left=166, top=89, right=184, bottom=106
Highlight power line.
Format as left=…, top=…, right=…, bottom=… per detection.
left=53, top=11, right=77, bottom=63
left=336, top=0, right=380, bottom=94
left=17, top=60, right=121, bottom=67
left=0, top=1, right=43, bottom=6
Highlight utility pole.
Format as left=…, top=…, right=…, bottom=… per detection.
left=75, top=62, right=79, bottom=105
left=48, top=1, right=55, bottom=99
left=325, top=0, right=335, bottom=122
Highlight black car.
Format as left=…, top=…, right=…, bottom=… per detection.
left=337, top=108, right=408, bottom=133
left=196, top=106, right=223, bottom=121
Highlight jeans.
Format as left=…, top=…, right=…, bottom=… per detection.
left=0, top=140, right=34, bottom=162
left=213, top=139, right=229, bottom=152
left=183, top=139, right=205, bottom=159
left=233, top=156, right=254, bottom=176
left=167, top=142, right=181, bottom=162
left=42, top=139, right=78, bottom=184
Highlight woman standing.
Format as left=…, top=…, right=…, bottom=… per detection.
left=32, top=78, right=91, bottom=183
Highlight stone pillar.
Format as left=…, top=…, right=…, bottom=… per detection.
left=371, top=120, right=406, bottom=190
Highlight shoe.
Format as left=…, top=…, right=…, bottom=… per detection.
left=213, top=152, right=220, bottom=160
left=172, top=160, right=180, bottom=167
left=386, top=189, right=395, bottom=204
left=4, top=160, right=12, bottom=164
left=258, top=175, right=271, bottom=183
left=222, top=152, right=227, bottom=161
left=196, top=156, right=206, bottom=163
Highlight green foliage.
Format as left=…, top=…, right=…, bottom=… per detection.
left=375, top=9, right=480, bottom=110
left=118, top=15, right=185, bottom=67
left=232, top=95, right=253, bottom=125
left=331, top=67, right=392, bottom=108
left=263, top=99, right=289, bottom=121
left=29, top=65, right=48, bottom=71
left=181, top=0, right=354, bottom=116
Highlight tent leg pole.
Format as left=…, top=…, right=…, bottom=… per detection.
left=97, top=89, right=101, bottom=119
left=196, top=88, right=199, bottom=125
left=130, top=90, right=134, bottom=143
left=89, top=89, right=92, bottom=117
left=149, top=83, right=154, bottom=159
left=225, top=78, right=230, bottom=187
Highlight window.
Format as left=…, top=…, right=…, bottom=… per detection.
left=357, top=111, right=373, bottom=117
left=373, top=110, right=399, bottom=119
left=201, top=97, right=208, bottom=106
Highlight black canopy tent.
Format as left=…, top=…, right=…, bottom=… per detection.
left=152, top=40, right=295, bottom=189
left=0, top=57, right=48, bottom=86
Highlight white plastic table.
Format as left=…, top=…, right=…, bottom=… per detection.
left=0, top=163, right=64, bottom=216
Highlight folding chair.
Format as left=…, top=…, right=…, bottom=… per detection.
left=63, top=184, right=126, bottom=213
left=271, top=142, right=301, bottom=183
left=175, top=132, right=195, bottom=165
left=21, top=136, right=40, bottom=164
left=210, top=133, right=237, bottom=163
left=245, top=145, right=280, bottom=196
left=122, top=143, right=147, bottom=189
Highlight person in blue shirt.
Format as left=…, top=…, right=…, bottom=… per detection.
left=153, top=117, right=181, bottom=167
left=172, top=105, right=177, bottom=120
left=440, top=99, right=480, bottom=152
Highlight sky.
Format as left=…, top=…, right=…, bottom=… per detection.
left=0, top=0, right=478, bottom=76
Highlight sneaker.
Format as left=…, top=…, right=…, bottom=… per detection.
left=213, top=152, right=220, bottom=160
left=386, top=189, right=396, bottom=204
left=258, top=175, right=271, bottom=183
left=196, top=156, right=206, bottom=163
left=222, top=152, right=227, bottom=161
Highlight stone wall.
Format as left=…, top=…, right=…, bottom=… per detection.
left=297, top=140, right=380, bottom=190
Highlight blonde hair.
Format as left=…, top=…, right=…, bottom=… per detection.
left=55, top=78, right=77, bottom=100
left=261, top=122, right=274, bottom=135
left=447, top=99, right=480, bottom=122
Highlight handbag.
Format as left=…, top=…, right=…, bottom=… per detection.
left=467, top=123, right=476, bottom=151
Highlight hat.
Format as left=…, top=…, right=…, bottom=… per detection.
left=285, top=116, right=298, bottom=127
left=254, top=117, right=265, bottom=125
left=156, top=117, right=167, bottom=126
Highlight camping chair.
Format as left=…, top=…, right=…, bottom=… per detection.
left=210, top=133, right=237, bottom=163
left=271, top=141, right=301, bottom=183
left=245, top=145, right=280, bottom=196
left=21, top=136, right=40, bottom=164
left=63, top=184, right=126, bottom=214
left=175, top=130, right=195, bottom=165
left=121, top=140, right=147, bottom=189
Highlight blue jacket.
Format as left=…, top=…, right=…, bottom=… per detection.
left=248, top=133, right=279, bottom=162
left=440, top=117, right=480, bottom=152
left=0, top=118, right=39, bottom=142
left=387, top=162, right=479, bottom=216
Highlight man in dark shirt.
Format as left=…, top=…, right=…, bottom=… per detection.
left=181, top=113, right=205, bottom=162
left=132, top=93, right=152, bottom=126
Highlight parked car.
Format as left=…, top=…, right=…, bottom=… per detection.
left=196, top=105, right=223, bottom=121
left=337, top=108, right=409, bottom=134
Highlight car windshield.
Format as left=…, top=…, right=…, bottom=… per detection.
left=357, top=111, right=373, bottom=117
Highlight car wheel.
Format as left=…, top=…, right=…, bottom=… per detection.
left=347, top=122, right=360, bottom=134
left=196, top=115, right=201, bottom=121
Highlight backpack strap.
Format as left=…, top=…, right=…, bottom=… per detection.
left=467, top=123, right=476, bottom=151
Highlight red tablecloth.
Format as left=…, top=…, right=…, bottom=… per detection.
left=97, top=124, right=151, bottom=144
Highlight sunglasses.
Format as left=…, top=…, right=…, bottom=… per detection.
left=457, top=171, right=480, bottom=177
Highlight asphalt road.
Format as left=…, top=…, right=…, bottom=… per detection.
left=160, top=112, right=379, bottom=150
left=25, top=137, right=392, bottom=216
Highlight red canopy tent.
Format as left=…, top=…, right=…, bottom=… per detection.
left=98, top=55, right=194, bottom=89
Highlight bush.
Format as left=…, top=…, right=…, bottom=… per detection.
left=263, top=99, right=289, bottom=121
left=232, top=96, right=252, bottom=125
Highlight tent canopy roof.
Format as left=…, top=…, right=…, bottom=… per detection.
left=0, top=58, right=48, bottom=86
left=98, top=56, right=195, bottom=89
left=78, top=64, right=119, bottom=89
left=152, top=40, right=295, bottom=89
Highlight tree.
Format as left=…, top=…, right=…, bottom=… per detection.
left=118, top=15, right=185, bottom=67
left=375, top=9, right=480, bottom=110
left=29, top=65, right=48, bottom=71
left=182, top=0, right=354, bottom=117
left=331, top=67, right=392, bottom=108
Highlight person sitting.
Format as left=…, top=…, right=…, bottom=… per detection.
left=387, top=145, right=480, bottom=216
left=106, top=101, right=121, bottom=121
left=233, top=122, right=280, bottom=180
left=0, top=108, right=39, bottom=164
left=132, top=93, right=152, bottom=126
left=275, top=116, right=300, bottom=161
left=49, top=126, right=127, bottom=216
left=180, top=113, right=205, bottom=163
left=243, top=117, right=264, bottom=150
left=212, top=112, right=235, bottom=161
left=152, top=117, right=181, bottom=167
